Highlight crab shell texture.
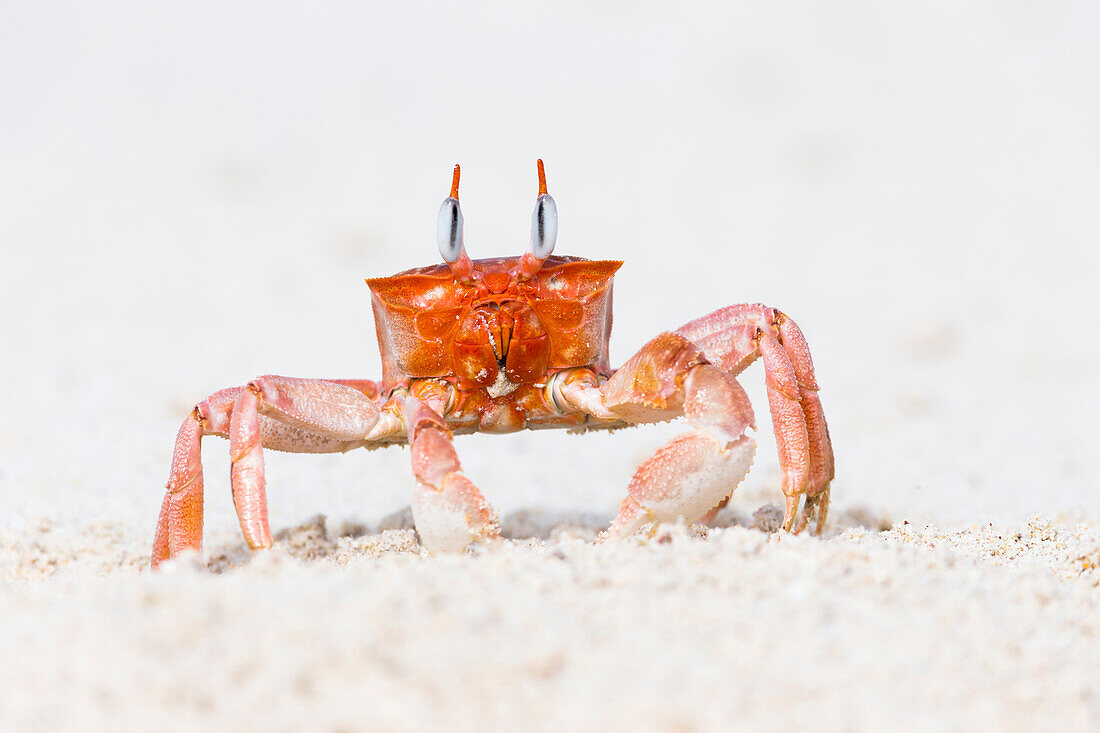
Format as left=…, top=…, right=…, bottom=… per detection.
left=367, top=256, right=622, bottom=394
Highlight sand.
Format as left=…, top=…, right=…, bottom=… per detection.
left=3, top=2, right=1100, bottom=731
left=3, top=512, right=1100, bottom=731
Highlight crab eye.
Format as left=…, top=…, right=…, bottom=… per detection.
left=437, top=196, right=464, bottom=263
left=529, top=194, right=557, bottom=259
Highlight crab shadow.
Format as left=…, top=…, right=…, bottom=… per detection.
left=203, top=503, right=893, bottom=573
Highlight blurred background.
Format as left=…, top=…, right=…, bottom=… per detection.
left=2, top=1, right=1098, bottom=540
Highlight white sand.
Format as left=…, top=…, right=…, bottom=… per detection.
left=3, top=513, right=1100, bottom=731
left=2, top=2, right=1100, bottom=731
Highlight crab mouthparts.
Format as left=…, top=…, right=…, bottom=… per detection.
left=486, top=365, right=519, bottom=398
left=472, top=302, right=513, bottom=362
left=454, top=300, right=549, bottom=394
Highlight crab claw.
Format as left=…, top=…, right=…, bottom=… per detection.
left=602, top=333, right=758, bottom=535
left=610, top=432, right=756, bottom=535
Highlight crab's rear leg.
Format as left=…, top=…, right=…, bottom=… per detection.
left=676, top=304, right=835, bottom=532
left=153, top=387, right=242, bottom=565
left=152, top=378, right=386, bottom=568
left=402, top=390, right=500, bottom=553
left=153, top=414, right=205, bottom=563
left=572, top=333, right=758, bottom=536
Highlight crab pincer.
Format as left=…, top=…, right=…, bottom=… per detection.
left=404, top=395, right=500, bottom=552
left=600, top=333, right=758, bottom=535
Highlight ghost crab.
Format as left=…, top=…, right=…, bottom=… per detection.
left=152, top=161, right=834, bottom=567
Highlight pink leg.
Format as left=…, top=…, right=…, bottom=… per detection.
left=230, top=387, right=271, bottom=550
left=758, top=330, right=812, bottom=529
left=594, top=333, right=758, bottom=535
left=152, top=412, right=207, bottom=565
left=229, top=375, right=385, bottom=550
left=403, top=396, right=500, bottom=553
left=151, top=377, right=386, bottom=568
left=773, top=314, right=834, bottom=512
left=676, top=304, right=835, bottom=533
left=152, top=387, right=242, bottom=568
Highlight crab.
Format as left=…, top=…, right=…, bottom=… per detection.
left=152, top=161, right=834, bottom=567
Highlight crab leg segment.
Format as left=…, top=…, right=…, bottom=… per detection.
left=152, top=409, right=209, bottom=563
left=404, top=396, right=500, bottom=553
left=675, top=304, right=834, bottom=533
left=229, top=376, right=385, bottom=549
left=597, top=333, right=758, bottom=535
left=152, top=387, right=243, bottom=567
left=229, top=387, right=271, bottom=550
left=754, top=330, right=811, bottom=529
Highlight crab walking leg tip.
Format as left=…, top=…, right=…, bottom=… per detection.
left=812, top=487, right=831, bottom=535
left=783, top=494, right=803, bottom=532
left=793, top=504, right=810, bottom=535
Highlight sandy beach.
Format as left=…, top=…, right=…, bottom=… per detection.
left=3, top=513, right=1100, bottom=731
left=2, top=2, right=1099, bottom=730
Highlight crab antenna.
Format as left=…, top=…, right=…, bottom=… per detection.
left=450, top=164, right=461, bottom=200
left=537, top=159, right=547, bottom=196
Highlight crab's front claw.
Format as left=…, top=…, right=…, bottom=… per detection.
left=609, top=432, right=756, bottom=536
left=601, top=333, right=758, bottom=535
left=404, top=397, right=500, bottom=553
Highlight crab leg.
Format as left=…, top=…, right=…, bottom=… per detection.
left=229, top=376, right=385, bottom=549
left=675, top=304, right=834, bottom=532
left=757, top=331, right=812, bottom=529
left=593, top=333, right=758, bottom=536
left=774, top=317, right=834, bottom=529
left=229, top=387, right=271, bottom=549
left=152, top=407, right=210, bottom=563
left=151, top=378, right=385, bottom=568
left=153, top=387, right=242, bottom=566
left=403, top=395, right=500, bottom=553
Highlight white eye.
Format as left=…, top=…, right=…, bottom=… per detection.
left=437, top=197, right=464, bottom=263
left=529, top=193, right=557, bottom=259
